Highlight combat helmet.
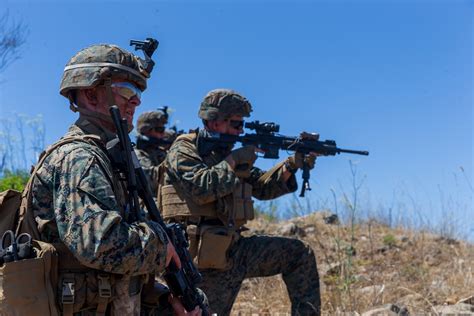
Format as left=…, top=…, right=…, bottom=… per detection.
left=60, top=44, right=151, bottom=99
left=198, top=89, right=252, bottom=120
left=136, top=110, right=168, bottom=134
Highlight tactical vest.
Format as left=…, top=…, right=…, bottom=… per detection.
left=158, top=133, right=255, bottom=229
left=2, top=135, right=142, bottom=316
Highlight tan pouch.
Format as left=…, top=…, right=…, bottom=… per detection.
left=186, top=224, right=199, bottom=260
left=0, top=240, right=59, bottom=316
left=196, top=226, right=234, bottom=270
left=0, top=190, right=21, bottom=237
left=232, top=182, right=255, bottom=227
left=160, top=185, right=217, bottom=219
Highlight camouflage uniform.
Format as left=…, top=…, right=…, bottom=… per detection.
left=135, top=146, right=167, bottom=194
left=160, top=89, right=321, bottom=315
left=135, top=110, right=169, bottom=194
left=25, top=44, right=170, bottom=315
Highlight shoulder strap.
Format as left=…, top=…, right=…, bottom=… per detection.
left=16, top=135, right=101, bottom=238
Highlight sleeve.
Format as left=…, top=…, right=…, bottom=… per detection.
left=245, top=161, right=298, bottom=200
left=135, top=149, right=160, bottom=195
left=54, top=147, right=168, bottom=275
left=164, top=139, right=240, bottom=205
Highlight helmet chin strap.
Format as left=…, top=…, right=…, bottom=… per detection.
left=104, top=77, right=134, bottom=132
left=68, top=78, right=134, bottom=132
left=69, top=102, right=115, bottom=124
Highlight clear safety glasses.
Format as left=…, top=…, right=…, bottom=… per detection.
left=110, top=82, right=142, bottom=101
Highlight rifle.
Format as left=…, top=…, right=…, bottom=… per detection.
left=136, top=134, right=174, bottom=150
left=203, top=120, right=369, bottom=197
left=107, top=105, right=208, bottom=314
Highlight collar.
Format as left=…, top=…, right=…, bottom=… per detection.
left=73, top=116, right=118, bottom=145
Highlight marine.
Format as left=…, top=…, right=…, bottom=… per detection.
left=16, top=42, right=198, bottom=315
left=135, top=109, right=171, bottom=195
left=159, top=89, right=321, bottom=315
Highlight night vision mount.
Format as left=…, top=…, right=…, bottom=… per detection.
left=130, top=38, right=159, bottom=75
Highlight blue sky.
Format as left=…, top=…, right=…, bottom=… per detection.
left=1, top=0, right=472, bottom=238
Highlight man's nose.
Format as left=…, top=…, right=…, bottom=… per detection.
left=129, top=95, right=141, bottom=107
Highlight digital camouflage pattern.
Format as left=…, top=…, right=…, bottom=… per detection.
left=135, top=146, right=167, bottom=195
left=60, top=44, right=149, bottom=98
left=198, top=89, right=253, bottom=121
left=136, top=110, right=168, bottom=134
left=30, top=117, right=169, bottom=312
left=163, top=129, right=296, bottom=206
left=162, top=129, right=321, bottom=315
left=199, top=235, right=320, bottom=315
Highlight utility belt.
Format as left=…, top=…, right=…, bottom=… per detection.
left=55, top=243, right=145, bottom=316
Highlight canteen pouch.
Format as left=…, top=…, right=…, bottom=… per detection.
left=195, top=226, right=234, bottom=270
left=0, top=240, right=59, bottom=316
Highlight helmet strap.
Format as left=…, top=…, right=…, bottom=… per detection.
left=103, top=77, right=116, bottom=109
left=67, top=85, right=115, bottom=125
left=103, top=77, right=134, bottom=131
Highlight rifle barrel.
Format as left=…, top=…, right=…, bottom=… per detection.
left=337, top=148, right=369, bottom=156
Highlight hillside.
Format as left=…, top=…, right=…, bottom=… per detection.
left=232, top=211, right=474, bottom=315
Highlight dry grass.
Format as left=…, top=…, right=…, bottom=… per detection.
left=232, top=212, right=474, bottom=315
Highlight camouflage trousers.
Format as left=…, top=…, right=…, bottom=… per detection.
left=199, top=234, right=320, bottom=316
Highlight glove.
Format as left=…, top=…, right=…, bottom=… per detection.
left=234, top=165, right=253, bottom=179
left=286, top=132, right=319, bottom=171
left=228, top=145, right=257, bottom=171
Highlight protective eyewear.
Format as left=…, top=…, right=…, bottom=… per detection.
left=110, top=82, right=142, bottom=101
left=228, top=120, right=244, bottom=129
left=153, top=126, right=165, bottom=133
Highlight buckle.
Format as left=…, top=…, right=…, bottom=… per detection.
left=62, top=277, right=75, bottom=304
left=98, top=274, right=112, bottom=298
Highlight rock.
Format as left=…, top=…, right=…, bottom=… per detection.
left=304, top=226, right=316, bottom=234
left=277, top=222, right=306, bottom=237
left=325, top=263, right=342, bottom=276
left=396, top=294, right=424, bottom=309
left=324, top=213, right=339, bottom=225
left=434, top=303, right=474, bottom=314
left=357, top=285, right=385, bottom=297
left=361, top=304, right=409, bottom=316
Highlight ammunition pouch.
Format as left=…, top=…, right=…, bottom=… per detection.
left=160, top=184, right=217, bottom=220
left=225, top=181, right=254, bottom=228
left=187, top=225, right=237, bottom=271
left=160, top=181, right=254, bottom=228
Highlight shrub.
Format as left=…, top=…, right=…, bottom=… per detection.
left=0, top=170, right=30, bottom=191
left=383, top=233, right=397, bottom=248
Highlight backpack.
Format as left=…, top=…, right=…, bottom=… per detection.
left=0, top=135, right=100, bottom=316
